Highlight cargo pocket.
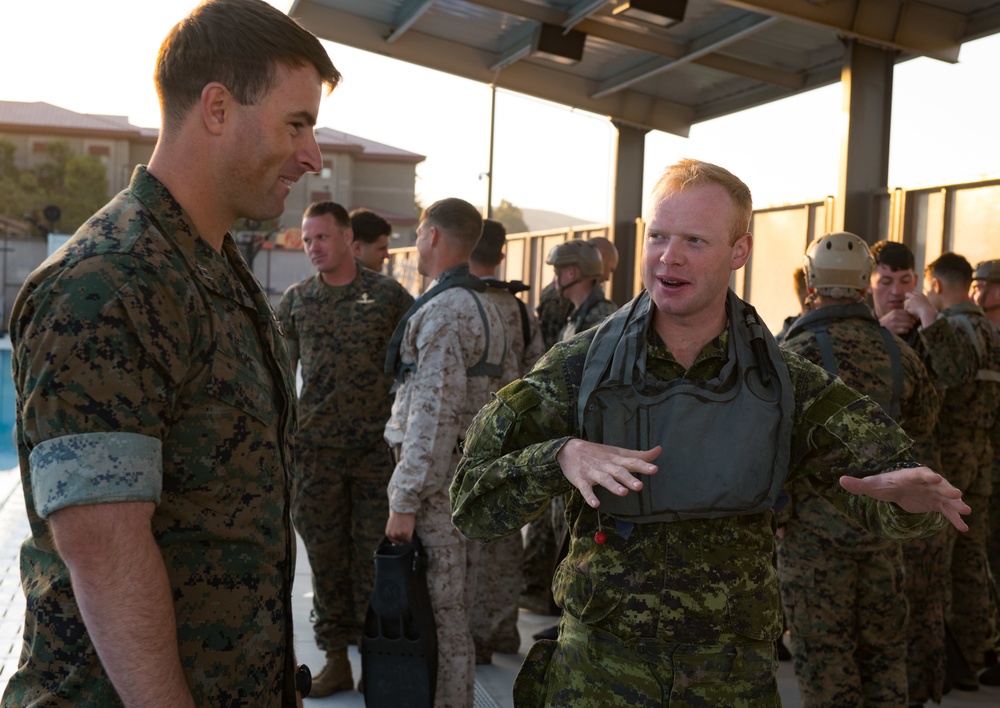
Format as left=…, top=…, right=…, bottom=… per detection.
left=553, top=564, right=623, bottom=625
left=512, top=639, right=557, bottom=708
left=726, top=579, right=782, bottom=642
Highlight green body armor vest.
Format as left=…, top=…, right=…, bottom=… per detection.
left=577, top=290, right=794, bottom=523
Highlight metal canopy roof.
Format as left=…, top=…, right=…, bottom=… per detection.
left=288, top=0, right=1000, bottom=137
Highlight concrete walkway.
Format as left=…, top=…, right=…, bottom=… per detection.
left=0, top=467, right=996, bottom=706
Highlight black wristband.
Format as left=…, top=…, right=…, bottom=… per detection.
left=295, top=664, right=312, bottom=698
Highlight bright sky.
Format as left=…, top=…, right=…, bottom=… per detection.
left=4, top=1, right=1000, bottom=224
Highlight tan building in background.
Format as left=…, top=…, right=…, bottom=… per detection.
left=0, top=100, right=424, bottom=320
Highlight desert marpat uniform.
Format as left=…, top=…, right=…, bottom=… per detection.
left=780, top=304, right=940, bottom=706
left=452, top=317, right=946, bottom=707
left=471, top=280, right=545, bottom=660
left=276, top=266, right=412, bottom=649
left=918, top=303, right=1000, bottom=671
left=384, top=265, right=507, bottom=708
left=3, top=167, right=299, bottom=706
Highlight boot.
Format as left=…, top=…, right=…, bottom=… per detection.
left=310, top=649, right=354, bottom=697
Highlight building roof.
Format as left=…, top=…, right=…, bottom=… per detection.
left=288, top=0, right=1000, bottom=137
left=0, top=101, right=424, bottom=162
left=315, top=127, right=425, bottom=162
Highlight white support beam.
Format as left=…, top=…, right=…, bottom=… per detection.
left=592, top=15, right=779, bottom=99
left=563, top=0, right=611, bottom=31
left=292, top=2, right=695, bottom=136
left=386, top=0, right=437, bottom=44
left=718, top=0, right=965, bottom=63
left=467, top=0, right=803, bottom=87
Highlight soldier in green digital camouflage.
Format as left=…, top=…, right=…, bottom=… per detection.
left=1, top=2, right=340, bottom=706
left=904, top=253, right=1000, bottom=689
left=276, top=201, right=413, bottom=696
left=451, top=159, right=971, bottom=707
left=778, top=233, right=940, bottom=707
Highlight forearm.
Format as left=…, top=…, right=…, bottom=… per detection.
left=451, top=429, right=572, bottom=541
left=52, top=503, right=195, bottom=708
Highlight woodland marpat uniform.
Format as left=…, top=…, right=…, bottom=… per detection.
left=780, top=305, right=940, bottom=706
left=276, top=267, right=412, bottom=647
left=4, top=167, right=298, bottom=706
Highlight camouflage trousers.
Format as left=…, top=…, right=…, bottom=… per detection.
left=778, top=535, right=908, bottom=707
left=291, top=442, right=393, bottom=650
left=939, top=430, right=994, bottom=670
left=471, top=532, right=523, bottom=657
left=513, top=615, right=778, bottom=707
left=415, top=455, right=476, bottom=708
left=902, top=530, right=948, bottom=703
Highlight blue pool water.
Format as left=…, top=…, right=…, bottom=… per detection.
left=0, top=345, right=18, bottom=471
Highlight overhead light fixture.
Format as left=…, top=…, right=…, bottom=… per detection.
left=531, top=23, right=586, bottom=65
left=612, top=0, right=688, bottom=28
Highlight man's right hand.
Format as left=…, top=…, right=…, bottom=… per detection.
left=556, top=439, right=660, bottom=509
left=879, top=308, right=917, bottom=335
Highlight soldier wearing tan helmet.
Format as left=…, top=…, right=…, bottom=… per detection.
left=971, top=259, right=1000, bottom=327
left=781, top=232, right=942, bottom=705
left=545, top=239, right=617, bottom=342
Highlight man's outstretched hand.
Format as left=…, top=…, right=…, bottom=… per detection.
left=557, top=439, right=660, bottom=509
left=839, top=467, right=970, bottom=532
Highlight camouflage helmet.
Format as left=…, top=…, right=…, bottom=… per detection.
left=972, top=259, right=1000, bottom=283
left=803, top=232, right=873, bottom=293
left=545, top=240, right=603, bottom=278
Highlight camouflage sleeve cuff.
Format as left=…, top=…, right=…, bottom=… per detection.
left=29, top=432, right=163, bottom=518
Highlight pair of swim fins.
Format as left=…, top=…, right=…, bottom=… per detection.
left=360, top=533, right=438, bottom=707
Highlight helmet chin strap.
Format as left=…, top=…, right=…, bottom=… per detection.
left=556, top=275, right=584, bottom=296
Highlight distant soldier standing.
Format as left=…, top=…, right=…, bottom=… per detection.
left=467, top=218, right=544, bottom=663
left=905, top=252, right=1000, bottom=690
left=779, top=233, right=939, bottom=707
left=277, top=201, right=413, bottom=696
left=383, top=198, right=507, bottom=707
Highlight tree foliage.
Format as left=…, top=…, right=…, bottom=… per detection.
left=0, top=138, right=109, bottom=236
left=493, top=198, right=529, bottom=234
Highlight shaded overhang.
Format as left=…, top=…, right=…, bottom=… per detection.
left=287, top=0, right=1000, bottom=137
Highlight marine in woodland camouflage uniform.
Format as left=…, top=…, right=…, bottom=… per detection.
left=468, top=219, right=545, bottom=662
left=905, top=253, right=1000, bottom=679
left=868, top=239, right=949, bottom=701
left=384, top=199, right=507, bottom=708
left=275, top=202, right=412, bottom=692
left=451, top=159, right=968, bottom=707
left=6, top=167, right=301, bottom=706
left=2, top=2, right=339, bottom=705
left=778, top=232, right=940, bottom=707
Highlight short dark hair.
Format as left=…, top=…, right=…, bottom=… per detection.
left=421, top=198, right=483, bottom=252
left=349, top=208, right=391, bottom=244
left=926, top=252, right=973, bottom=289
left=304, top=201, right=350, bottom=228
left=470, top=219, right=506, bottom=267
left=870, top=241, right=915, bottom=272
left=155, top=0, right=341, bottom=131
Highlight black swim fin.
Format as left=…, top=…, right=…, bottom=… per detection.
left=360, top=533, right=438, bottom=707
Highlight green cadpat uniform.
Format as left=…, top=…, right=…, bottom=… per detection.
left=780, top=307, right=941, bottom=706
left=918, top=305, right=1000, bottom=672
left=4, top=167, right=298, bottom=706
left=536, top=281, right=573, bottom=352
left=276, top=266, right=413, bottom=648
left=452, top=324, right=946, bottom=707
left=558, top=285, right=617, bottom=343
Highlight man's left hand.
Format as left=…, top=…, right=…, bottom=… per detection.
left=839, top=466, right=970, bottom=532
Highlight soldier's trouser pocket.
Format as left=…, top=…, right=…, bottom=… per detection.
left=512, top=639, right=557, bottom=707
